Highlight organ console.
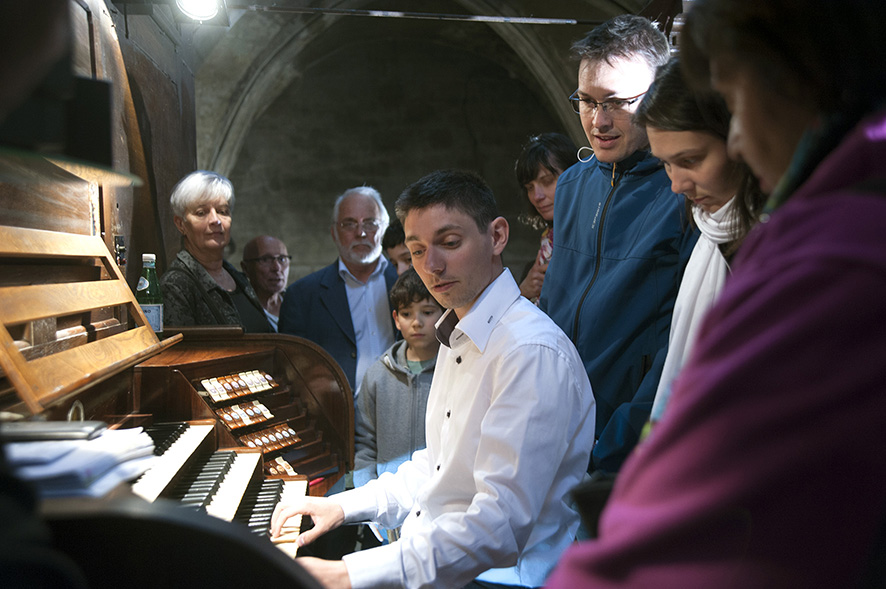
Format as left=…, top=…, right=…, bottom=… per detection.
left=0, top=224, right=352, bottom=585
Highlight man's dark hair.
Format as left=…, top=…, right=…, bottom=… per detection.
left=382, top=218, right=405, bottom=250
left=571, top=14, right=669, bottom=70
left=395, top=169, right=499, bottom=234
left=389, top=267, right=441, bottom=312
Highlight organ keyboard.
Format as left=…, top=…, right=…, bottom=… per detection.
left=130, top=421, right=308, bottom=556
left=269, top=478, right=308, bottom=559
left=206, top=450, right=263, bottom=520
left=131, top=422, right=215, bottom=502
left=0, top=226, right=353, bottom=584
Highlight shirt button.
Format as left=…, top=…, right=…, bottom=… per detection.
left=436, top=464, right=440, bottom=471
left=446, top=410, right=451, bottom=418
left=416, top=510, right=421, bottom=517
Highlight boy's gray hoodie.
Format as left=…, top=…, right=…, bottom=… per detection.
left=353, top=339, right=436, bottom=487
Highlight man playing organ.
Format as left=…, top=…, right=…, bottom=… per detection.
left=271, top=169, right=596, bottom=589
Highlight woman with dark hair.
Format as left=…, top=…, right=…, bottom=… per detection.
left=546, top=0, right=886, bottom=586
left=633, top=56, right=765, bottom=423
left=513, top=133, right=577, bottom=302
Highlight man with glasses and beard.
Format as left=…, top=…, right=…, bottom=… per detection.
left=279, top=187, right=398, bottom=398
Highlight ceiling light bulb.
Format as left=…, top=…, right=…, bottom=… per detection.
left=176, top=0, right=219, bottom=20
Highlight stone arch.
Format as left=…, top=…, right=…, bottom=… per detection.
left=196, top=0, right=646, bottom=176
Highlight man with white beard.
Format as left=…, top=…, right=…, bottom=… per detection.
left=279, top=187, right=398, bottom=397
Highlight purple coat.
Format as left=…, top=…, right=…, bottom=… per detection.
left=547, top=111, right=886, bottom=588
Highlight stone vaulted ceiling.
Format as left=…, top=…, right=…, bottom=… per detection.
left=191, top=0, right=652, bottom=175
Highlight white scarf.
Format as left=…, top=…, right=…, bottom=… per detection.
left=651, top=197, right=737, bottom=422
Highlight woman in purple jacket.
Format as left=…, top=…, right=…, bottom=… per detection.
left=546, top=0, right=886, bottom=587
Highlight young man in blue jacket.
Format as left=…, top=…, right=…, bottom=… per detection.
left=539, top=15, right=697, bottom=474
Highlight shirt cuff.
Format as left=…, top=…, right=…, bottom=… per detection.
left=343, top=542, right=402, bottom=589
left=334, top=484, right=380, bottom=523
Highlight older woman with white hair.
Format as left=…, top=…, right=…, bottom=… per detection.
left=160, top=170, right=271, bottom=332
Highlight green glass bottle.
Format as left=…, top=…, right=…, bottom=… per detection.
left=136, top=253, right=163, bottom=332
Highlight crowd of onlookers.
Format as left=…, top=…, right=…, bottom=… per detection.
left=151, top=0, right=886, bottom=586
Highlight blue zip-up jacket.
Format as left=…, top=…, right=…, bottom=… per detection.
left=539, top=149, right=697, bottom=473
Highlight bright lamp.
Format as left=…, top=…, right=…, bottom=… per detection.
left=175, top=0, right=220, bottom=21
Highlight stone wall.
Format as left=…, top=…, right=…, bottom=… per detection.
left=226, top=9, right=571, bottom=283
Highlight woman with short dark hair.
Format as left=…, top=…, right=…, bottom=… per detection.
left=512, top=133, right=577, bottom=302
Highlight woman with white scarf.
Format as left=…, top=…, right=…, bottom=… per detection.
left=634, top=57, right=767, bottom=426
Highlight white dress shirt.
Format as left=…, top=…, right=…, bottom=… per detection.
left=263, top=308, right=279, bottom=332
left=337, top=269, right=596, bottom=588
left=339, top=257, right=395, bottom=397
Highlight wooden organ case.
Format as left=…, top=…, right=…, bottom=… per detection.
left=0, top=224, right=350, bottom=587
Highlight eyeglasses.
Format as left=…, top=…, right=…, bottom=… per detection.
left=568, top=90, right=647, bottom=117
left=244, top=255, right=291, bottom=267
left=337, top=219, right=382, bottom=234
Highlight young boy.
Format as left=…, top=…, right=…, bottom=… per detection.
left=353, top=267, right=442, bottom=490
